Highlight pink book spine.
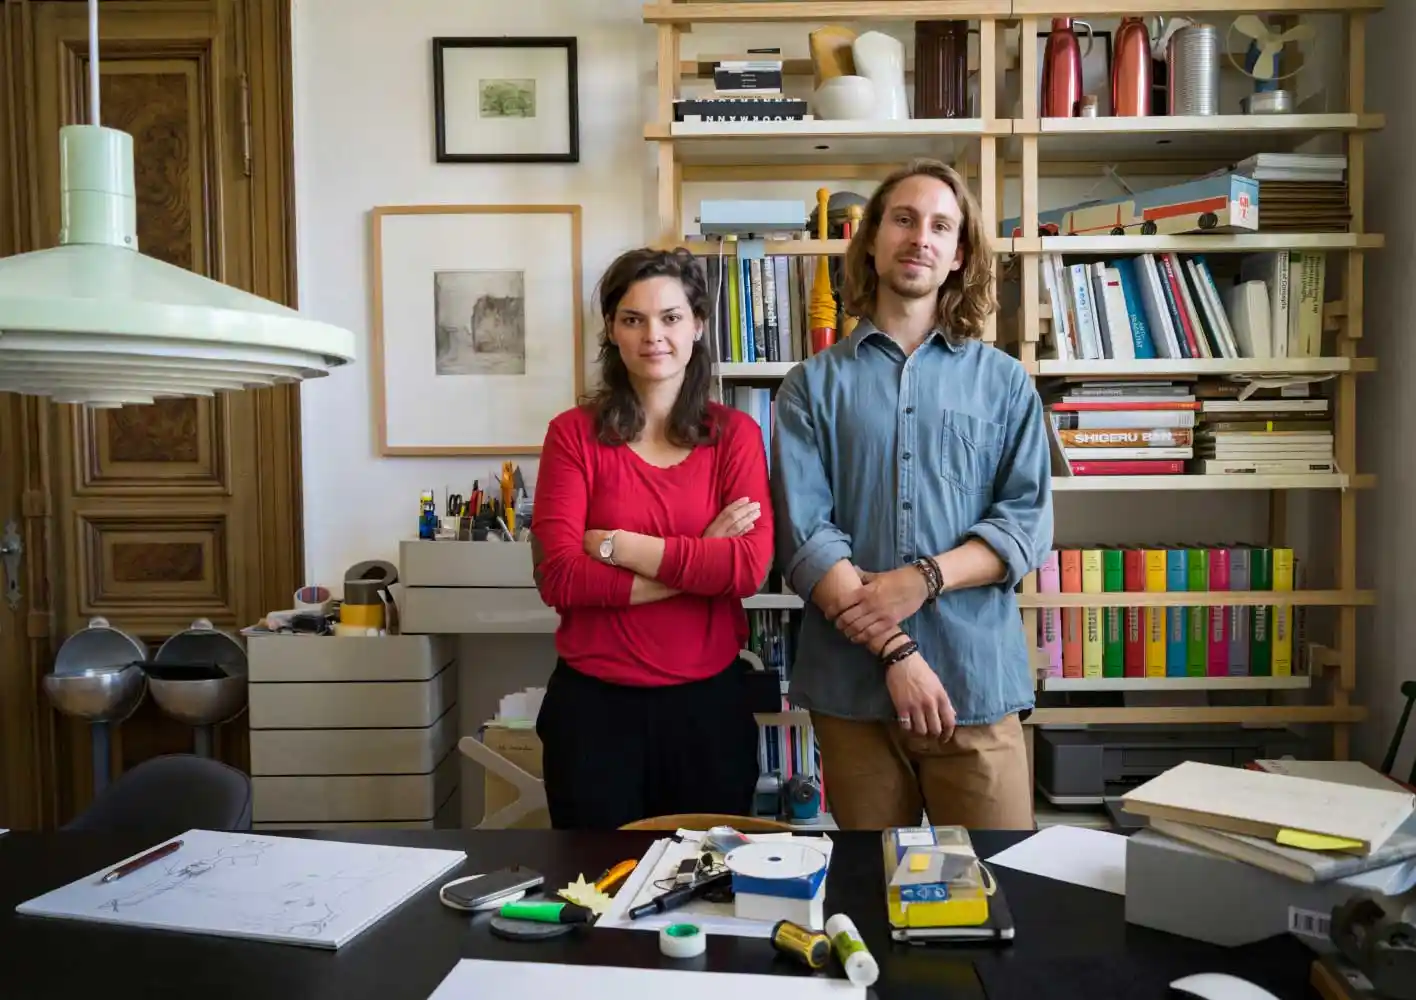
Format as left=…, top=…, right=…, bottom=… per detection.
left=1207, top=548, right=1230, bottom=676
left=1038, top=551, right=1062, bottom=676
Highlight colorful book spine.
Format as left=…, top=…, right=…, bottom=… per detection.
left=1207, top=547, right=1230, bottom=677
left=1166, top=549, right=1187, bottom=677
left=1081, top=549, right=1104, bottom=679
left=1272, top=547, right=1295, bottom=676
left=1227, top=547, right=1251, bottom=676
left=1250, top=548, right=1273, bottom=676
left=1144, top=549, right=1167, bottom=677
left=1102, top=549, right=1125, bottom=679
left=1061, top=549, right=1083, bottom=679
left=1123, top=548, right=1145, bottom=678
left=1038, top=551, right=1062, bottom=677
left=1186, top=549, right=1208, bottom=678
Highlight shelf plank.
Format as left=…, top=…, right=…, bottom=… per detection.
left=1052, top=475, right=1372, bottom=492
left=646, top=119, right=1002, bottom=167
left=743, top=593, right=805, bottom=610
left=1019, top=589, right=1373, bottom=609
left=1014, top=0, right=1380, bottom=13
left=1014, top=234, right=1384, bottom=254
left=1040, top=675, right=1312, bottom=692
left=1032, top=357, right=1375, bottom=377
left=716, top=362, right=800, bottom=379
left=678, top=238, right=848, bottom=257
left=646, top=2, right=1011, bottom=23
left=1026, top=704, right=1366, bottom=726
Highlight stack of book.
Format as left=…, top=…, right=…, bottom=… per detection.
left=1046, top=381, right=1195, bottom=475
left=1193, top=382, right=1335, bottom=476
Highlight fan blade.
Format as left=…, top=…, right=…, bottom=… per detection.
left=1279, top=25, right=1317, bottom=44
left=1233, top=14, right=1271, bottom=40
left=1253, top=45, right=1279, bottom=80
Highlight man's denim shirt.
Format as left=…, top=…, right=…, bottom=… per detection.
left=770, top=318, right=1054, bottom=726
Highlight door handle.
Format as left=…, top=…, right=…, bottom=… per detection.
left=1, top=520, right=21, bottom=611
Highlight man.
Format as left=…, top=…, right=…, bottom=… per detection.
left=770, top=158, right=1053, bottom=831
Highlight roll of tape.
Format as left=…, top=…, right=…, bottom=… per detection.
left=332, top=622, right=380, bottom=637
left=340, top=602, right=385, bottom=628
left=344, top=559, right=398, bottom=589
left=293, top=585, right=332, bottom=614
left=659, top=923, right=706, bottom=959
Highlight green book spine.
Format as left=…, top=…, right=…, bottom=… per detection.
left=1250, top=548, right=1273, bottom=676
left=1102, top=549, right=1125, bottom=678
left=1186, top=548, right=1208, bottom=678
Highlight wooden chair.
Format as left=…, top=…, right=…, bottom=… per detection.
left=618, top=813, right=796, bottom=833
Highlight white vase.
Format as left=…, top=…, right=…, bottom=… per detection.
left=813, top=76, right=876, bottom=120
left=851, top=31, right=909, bottom=120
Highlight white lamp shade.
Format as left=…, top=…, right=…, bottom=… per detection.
left=0, top=125, right=355, bottom=407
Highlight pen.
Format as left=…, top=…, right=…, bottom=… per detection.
left=628, top=869, right=730, bottom=920
left=100, top=839, right=183, bottom=883
left=499, top=900, right=594, bottom=924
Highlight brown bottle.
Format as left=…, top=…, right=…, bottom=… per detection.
left=1112, top=17, right=1153, bottom=116
left=1040, top=18, right=1092, bottom=118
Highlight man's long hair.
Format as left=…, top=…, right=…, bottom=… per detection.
left=841, top=158, right=997, bottom=340
left=584, top=246, right=717, bottom=448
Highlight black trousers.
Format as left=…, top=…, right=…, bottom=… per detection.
left=535, top=657, right=761, bottom=831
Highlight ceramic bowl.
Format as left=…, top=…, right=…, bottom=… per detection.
left=813, top=75, right=877, bottom=120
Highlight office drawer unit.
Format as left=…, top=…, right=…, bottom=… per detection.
left=399, top=541, right=559, bottom=634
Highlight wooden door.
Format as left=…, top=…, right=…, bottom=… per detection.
left=0, top=0, right=303, bottom=830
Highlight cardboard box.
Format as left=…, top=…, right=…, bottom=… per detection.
left=482, top=724, right=548, bottom=829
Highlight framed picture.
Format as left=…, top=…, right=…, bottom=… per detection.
left=370, top=204, right=584, bottom=456
left=433, top=37, right=579, bottom=163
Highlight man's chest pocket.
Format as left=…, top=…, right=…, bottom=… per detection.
left=938, top=410, right=1005, bottom=495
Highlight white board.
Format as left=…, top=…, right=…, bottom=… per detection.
left=15, top=829, right=465, bottom=949
left=426, top=959, right=865, bottom=1000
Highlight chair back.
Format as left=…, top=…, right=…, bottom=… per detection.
left=1380, top=680, right=1416, bottom=787
left=64, top=753, right=253, bottom=837
left=618, top=812, right=795, bottom=833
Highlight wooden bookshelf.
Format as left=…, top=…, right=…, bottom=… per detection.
left=647, top=0, right=1381, bottom=758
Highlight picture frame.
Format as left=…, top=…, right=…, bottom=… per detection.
left=369, top=204, right=585, bottom=456
left=433, top=37, right=579, bottom=163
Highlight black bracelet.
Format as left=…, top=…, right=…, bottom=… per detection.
left=880, top=640, right=918, bottom=670
left=912, top=556, right=944, bottom=602
left=880, top=629, right=909, bottom=654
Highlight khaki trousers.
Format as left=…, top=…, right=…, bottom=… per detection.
left=810, top=711, right=1034, bottom=830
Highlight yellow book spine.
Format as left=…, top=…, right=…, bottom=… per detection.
left=1143, top=549, right=1167, bottom=677
left=1271, top=547, right=1294, bottom=676
left=1082, top=548, right=1103, bottom=679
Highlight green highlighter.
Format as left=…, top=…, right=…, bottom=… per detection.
left=498, top=900, right=594, bottom=925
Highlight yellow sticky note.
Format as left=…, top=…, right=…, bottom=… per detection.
left=909, top=852, right=931, bottom=873
left=1276, top=829, right=1364, bottom=852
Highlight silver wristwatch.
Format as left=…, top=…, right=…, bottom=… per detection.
left=598, top=530, right=618, bottom=565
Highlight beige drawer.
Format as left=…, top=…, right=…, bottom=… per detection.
left=246, top=634, right=455, bottom=682
left=252, top=747, right=460, bottom=823
left=401, top=587, right=558, bottom=634
left=249, top=663, right=456, bottom=729
left=253, top=792, right=461, bottom=831
left=400, top=540, right=535, bottom=587
left=248, top=708, right=459, bottom=776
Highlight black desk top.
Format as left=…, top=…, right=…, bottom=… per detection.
left=0, top=829, right=1319, bottom=1000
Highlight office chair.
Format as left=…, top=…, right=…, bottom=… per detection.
left=64, top=753, right=253, bottom=837
left=1380, top=680, right=1416, bottom=787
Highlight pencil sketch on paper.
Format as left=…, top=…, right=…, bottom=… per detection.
left=15, top=829, right=468, bottom=950
left=479, top=78, right=536, bottom=118
left=434, top=269, right=526, bottom=377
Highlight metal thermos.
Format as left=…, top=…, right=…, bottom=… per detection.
left=1040, top=18, right=1092, bottom=117
left=1167, top=23, right=1220, bottom=115
left=1112, top=17, right=1153, bottom=116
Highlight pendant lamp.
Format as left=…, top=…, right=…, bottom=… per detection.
left=0, top=0, right=355, bottom=408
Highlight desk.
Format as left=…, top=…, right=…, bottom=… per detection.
left=0, top=830, right=1318, bottom=1000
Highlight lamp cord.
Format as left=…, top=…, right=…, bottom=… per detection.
left=88, top=0, right=100, bottom=125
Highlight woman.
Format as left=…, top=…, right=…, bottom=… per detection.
left=530, top=246, right=774, bottom=831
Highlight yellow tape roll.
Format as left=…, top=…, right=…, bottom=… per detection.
left=340, top=602, right=384, bottom=628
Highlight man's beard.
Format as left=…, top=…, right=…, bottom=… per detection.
left=884, top=269, right=938, bottom=301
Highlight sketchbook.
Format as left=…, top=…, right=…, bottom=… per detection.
left=427, top=959, right=864, bottom=1000
left=14, top=829, right=466, bottom=949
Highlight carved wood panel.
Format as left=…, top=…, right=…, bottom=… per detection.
left=0, top=1, right=305, bottom=827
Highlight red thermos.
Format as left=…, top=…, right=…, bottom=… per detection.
left=1040, top=18, right=1092, bottom=118
left=1112, top=17, right=1153, bottom=116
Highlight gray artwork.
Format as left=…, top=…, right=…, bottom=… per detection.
left=434, top=270, right=526, bottom=376
left=479, top=78, right=536, bottom=118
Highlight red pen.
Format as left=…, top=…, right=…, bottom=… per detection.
left=100, top=839, right=183, bottom=883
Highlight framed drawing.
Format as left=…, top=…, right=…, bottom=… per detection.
left=370, top=204, right=584, bottom=456
left=433, top=37, right=579, bottom=163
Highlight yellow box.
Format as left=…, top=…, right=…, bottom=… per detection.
left=882, top=826, right=990, bottom=929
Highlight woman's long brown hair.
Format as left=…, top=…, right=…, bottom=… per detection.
left=841, top=158, right=997, bottom=340
left=585, top=246, right=717, bottom=448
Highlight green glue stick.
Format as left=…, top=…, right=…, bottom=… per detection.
left=825, top=913, right=879, bottom=987
left=498, top=900, right=593, bottom=924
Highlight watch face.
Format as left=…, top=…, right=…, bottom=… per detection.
left=599, top=538, right=613, bottom=559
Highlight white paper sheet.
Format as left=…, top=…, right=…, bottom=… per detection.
left=985, top=824, right=1128, bottom=895
left=15, top=829, right=466, bottom=949
left=426, top=959, right=864, bottom=1000
left=595, top=830, right=833, bottom=939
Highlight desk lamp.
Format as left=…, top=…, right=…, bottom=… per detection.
left=0, top=0, right=356, bottom=407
